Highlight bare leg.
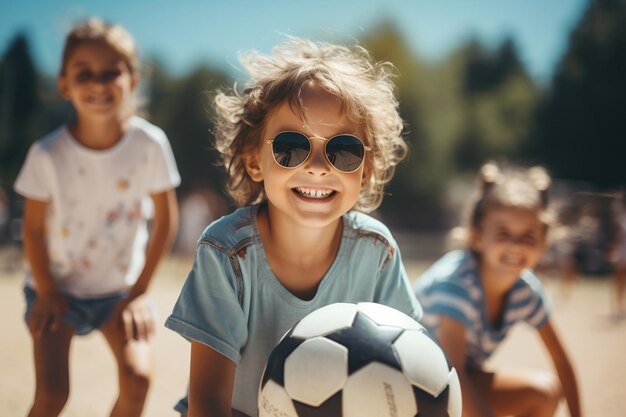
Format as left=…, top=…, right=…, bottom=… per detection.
left=100, top=315, right=154, bottom=417
left=27, top=323, right=74, bottom=417
left=468, top=368, right=562, bottom=417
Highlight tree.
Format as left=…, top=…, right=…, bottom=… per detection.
left=361, top=22, right=442, bottom=228
left=531, top=0, right=626, bottom=187
left=0, top=33, right=41, bottom=194
left=144, top=61, right=232, bottom=199
left=361, top=23, right=539, bottom=229
left=455, top=37, right=539, bottom=171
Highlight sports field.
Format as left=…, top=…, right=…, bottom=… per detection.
left=1, top=250, right=624, bottom=417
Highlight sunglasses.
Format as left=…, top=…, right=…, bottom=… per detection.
left=265, top=131, right=370, bottom=173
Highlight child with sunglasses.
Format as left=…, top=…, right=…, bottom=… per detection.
left=165, top=37, right=423, bottom=417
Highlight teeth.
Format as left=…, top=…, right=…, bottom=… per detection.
left=296, top=187, right=335, bottom=199
left=502, top=255, right=524, bottom=266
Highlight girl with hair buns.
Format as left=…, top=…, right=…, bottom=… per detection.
left=414, top=162, right=581, bottom=417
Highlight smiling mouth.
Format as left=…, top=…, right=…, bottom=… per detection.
left=86, top=95, right=113, bottom=105
left=294, top=187, right=336, bottom=199
left=501, top=254, right=525, bottom=268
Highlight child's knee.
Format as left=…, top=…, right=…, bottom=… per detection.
left=119, top=341, right=153, bottom=384
left=119, top=361, right=152, bottom=399
left=122, top=366, right=152, bottom=392
left=531, top=371, right=562, bottom=412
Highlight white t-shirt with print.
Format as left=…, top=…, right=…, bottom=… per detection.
left=14, top=116, right=181, bottom=298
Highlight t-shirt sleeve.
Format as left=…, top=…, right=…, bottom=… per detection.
left=423, top=281, right=476, bottom=328
left=164, top=241, right=247, bottom=363
left=14, top=142, right=53, bottom=201
left=148, top=128, right=181, bottom=193
left=374, top=242, right=424, bottom=322
left=415, top=270, right=478, bottom=331
left=521, top=271, right=552, bottom=329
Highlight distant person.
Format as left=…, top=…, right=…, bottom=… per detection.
left=173, top=185, right=224, bottom=257
left=0, top=188, right=9, bottom=258
left=414, top=162, right=581, bottom=417
left=0, top=188, right=22, bottom=273
left=609, top=190, right=626, bottom=318
left=164, top=38, right=423, bottom=417
left=549, top=216, right=580, bottom=297
left=14, top=18, right=180, bottom=417
left=0, top=188, right=8, bottom=242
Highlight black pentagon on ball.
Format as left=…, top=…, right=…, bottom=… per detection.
left=325, top=310, right=404, bottom=374
left=293, top=390, right=343, bottom=417
left=413, top=384, right=451, bottom=417
left=261, top=328, right=304, bottom=387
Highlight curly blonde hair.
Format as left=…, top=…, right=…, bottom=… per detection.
left=212, top=37, right=407, bottom=212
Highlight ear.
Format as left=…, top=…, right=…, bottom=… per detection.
left=538, top=231, right=549, bottom=253
left=57, top=75, right=70, bottom=99
left=469, top=226, right=483, bottom=253
left=244, top=151, right=264, bottom=183
left=361, top=160, right=372, bottom=188
left=130, top=73, right=139, bottom=92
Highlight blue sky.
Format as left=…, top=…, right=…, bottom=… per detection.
left=0, top=0, right=588, bottom=84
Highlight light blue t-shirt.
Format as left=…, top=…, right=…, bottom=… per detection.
left=165, top=204, right=422, bottom=417
left=413, top=250, right=551, bottom=370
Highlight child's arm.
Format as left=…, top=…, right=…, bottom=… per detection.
left=22, top=197, right=68, bottom=338
left=438, top=316, right=496, bottom=417
left=114, top=188, right=179, bottom=341
left=131, top=188, right=178, bottom=297
left=538, top=319, right=582, bottom=417
left=189, top=340, right=236, bottom=417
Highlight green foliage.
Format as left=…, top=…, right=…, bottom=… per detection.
left=530, top=0, right=626, bottom=187
left=0, top=34, right=43, bottom=196
left=4, top=8, right=622, bottom=228
left=143, top=61, right=232, bottom=199
left=458, top=74, right=538, bottom=169
left=362, top=24, right=539, bottom=228
left=454, top=38, right=539, bottom=172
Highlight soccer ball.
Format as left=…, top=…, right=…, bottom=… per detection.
left=258, top=302, right=461, bottom=417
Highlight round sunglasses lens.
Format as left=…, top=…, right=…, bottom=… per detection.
left=272, top=132, right=310, bottom=168
left=326, top=136, right=365, bottom=172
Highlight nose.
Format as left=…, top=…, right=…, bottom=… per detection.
left=506, top=235, right=530, bottom=250
left=304, top=140, right=331, bottom=175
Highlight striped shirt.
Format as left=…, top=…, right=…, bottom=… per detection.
left=414, top=250, right=551, bottom=370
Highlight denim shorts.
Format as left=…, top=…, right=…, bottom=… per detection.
left=23, top=286, right=127, bottom=336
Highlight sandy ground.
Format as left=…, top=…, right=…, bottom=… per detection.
left=1, top=251, right=625, bottom=417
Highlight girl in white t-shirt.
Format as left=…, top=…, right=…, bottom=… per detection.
left=14, top=18, right=180, bottom=417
